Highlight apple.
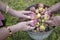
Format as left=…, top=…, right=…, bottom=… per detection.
left=36, top=13, right=41, bottom=18
left=44, top=14, right=49, bottom=20
left=39, top=7, right=44, bottom=12
left=36, top=22, right=40, bottom=27
left=30, top=7, right=36, bottom=12
left=40, top=25, right=46, bottom=31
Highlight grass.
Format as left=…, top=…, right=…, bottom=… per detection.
left=1, top=0, right=60, bottom=40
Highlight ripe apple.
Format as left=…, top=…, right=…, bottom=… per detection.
left=40, top=25, right=46, bottom=31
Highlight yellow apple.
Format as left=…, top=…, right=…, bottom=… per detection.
left=44, top=14, right=49, bottom=20
left=42, top=19, right=45, bottom=22
left=40, top=25, right=45, bottom=31
left=36, top=22, right=40, bottom=27
left=37, top=13, right=41, bottom=18
left=39, top=7, right=44, bottom=12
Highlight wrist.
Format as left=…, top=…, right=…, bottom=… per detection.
left=7, top=8, right=19, bottom=17
left=47, top=8, right=52, bottom=13
left=8, top=8, right=16, bottom=15
left=8, top=24, right=21, bottom=33
left=8, top=25, right=16, bottom=34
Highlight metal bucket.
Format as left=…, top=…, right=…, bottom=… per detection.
left=28, top=30, right=53, bottom=40
left=26, top=4, right=54, bottom=40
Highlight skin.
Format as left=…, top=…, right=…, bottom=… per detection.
left=0, top=1, right=60, bottom=40
left=45, top=16, right=60, bottom=27
left=45, top=2, right=60, bottom=15
left=26, top=2, right=60, bottom=30
left=0, top=1, right=35, bottom=40
left=45, top=2, right=60, bottom=27
left=0, top=1, right=33, bottom=19
left=0, top=21, right=35, bottom=40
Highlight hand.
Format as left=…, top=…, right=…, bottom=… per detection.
left=45, top=16, right=60, bottom=27
left=14, top=10, right=33, bottom=19
left=44, top=10, right=51, bottom=16
left=16, top=20, right=35, bottom=31
left=9, top=20, right=35, bottom=33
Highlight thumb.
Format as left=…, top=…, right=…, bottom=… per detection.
left=27, top=26, right=35, bottom=30
left=45, top=20, right=54, bottom=25
left=22, top=15, right=31, bottom=19
left=23, top=11, right=32, bottom=14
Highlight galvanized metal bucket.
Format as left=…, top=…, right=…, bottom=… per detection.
left=28, top=30, right=53, bottom=40
left=26, top=4, right=54, bottom=40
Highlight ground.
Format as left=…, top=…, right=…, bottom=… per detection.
left=1, top=0, right=60, bottom=40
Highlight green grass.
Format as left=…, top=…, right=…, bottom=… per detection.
left=1, top=0, right=60, bottom=40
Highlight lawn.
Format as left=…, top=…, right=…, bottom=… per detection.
left=1, top=0, right=60, bottom=40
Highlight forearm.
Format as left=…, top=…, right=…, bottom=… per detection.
left=8, top=25, right=20, bottom=34
left=0, top=1, right=16, bottom=16
left=48, top=2, right=60, bottom=13
left=0, top=1, right=6, bottom=12
left=0, top=27, right=9, bottom=40
left=0, top=25, right=21, bottom=40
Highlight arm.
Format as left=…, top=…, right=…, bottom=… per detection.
left=0, top=1, right=16, bottom=16
left=0, top=25, right=22, bottom=40
left=48, top=2, right=60, bottom=13
left=0, top=27, right=10, bottom=40
left=45, top=16, right=60, bottom=27
left=0, top=25, right=21, bottom=40
left=0, top=21, right=35, bottom=40
left=0, top=1, right=32, bottom=19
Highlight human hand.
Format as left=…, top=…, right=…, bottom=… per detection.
left=44, top=10, right=51, bottom=16
left=9, top=20, right=35, bottom=33
left=16, top=20, right=35, bottom=31
left=45, top=16, right=60, bottom=27
left=13, top=10, right=34, bottom=19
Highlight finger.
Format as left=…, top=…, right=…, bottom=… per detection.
left=22, top=15, right=31, bottom=19
left=45, top=20, right=54, bottom=26
left=27, top=20, right=34, bottom=24
left=27, top=26, right=35, bottom=30
left=45, top=20, right=53, bottom=24
left=22, top=11, right=32, bottom=14
left=26, top=20, right=37, bottom=27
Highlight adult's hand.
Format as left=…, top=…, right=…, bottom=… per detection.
left=0, top=20, right=35, bottom=40
left=12, top=10, right=34, bottom=19
left=45, top=2, right=60, bottom=15
left=45, top=16, right=60, bottom=27
left=0, top=1, right=34, bottom=19
left=9, top=20, right=35, bottom=33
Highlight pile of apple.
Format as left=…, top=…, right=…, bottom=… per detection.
left=29, top=3, right=51, bottom=32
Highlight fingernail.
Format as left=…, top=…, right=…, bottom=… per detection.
left=30, top=20, right=33, bottom=22
left=31, top=17, right=34, bottom=19
left=28, top=16, right=31, bottom=18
